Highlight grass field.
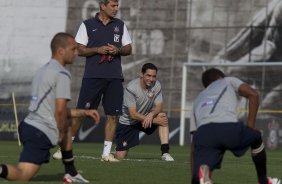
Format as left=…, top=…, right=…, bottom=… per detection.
left=0, top=141, right=281, bottom=184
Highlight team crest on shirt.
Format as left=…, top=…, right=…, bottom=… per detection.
left=147, top=90, right=155, bottom=98
left=114, top=26, right=120, bottom=33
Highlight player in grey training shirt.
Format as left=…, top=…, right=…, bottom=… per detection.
left=190, top=68, right=280, bottom=184
left=115, top=63, right=174, bottom=161
left=25, top=59, right=71, bottom=146
left=190, top=76, right=243, bottom=131
left=118, top=78, right=162, bottom=126
left=0, top=33, right=100, bottom=183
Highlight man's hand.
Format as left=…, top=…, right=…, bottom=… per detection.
left=97, top=45, right=111, bottom=55
left=142, top=112, right=154, bottom=129
left=142, top=112, right=169, bottom=128
left=107, top=43, right=120, bottom=55
left=85, top=109, right=100, bottom=125
left=152, top=113, right=168, bottom=127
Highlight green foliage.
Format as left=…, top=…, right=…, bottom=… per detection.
left=0, top=141, right=281, bottom=184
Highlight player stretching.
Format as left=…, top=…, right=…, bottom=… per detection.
left=190, top=68, right=280, bottom=184
left=0, top=33, right=100, bottom=183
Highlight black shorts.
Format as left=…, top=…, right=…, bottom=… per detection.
left=18, top=121, right=53, bottom=165
left=77, top=78, right=123, bottom=115
left=115, top=122, right=158, bottom=151
left=192, top=122, right=261, bottom=177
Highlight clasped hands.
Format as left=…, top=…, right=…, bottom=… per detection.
left=97, top=43, right=119, bottom=55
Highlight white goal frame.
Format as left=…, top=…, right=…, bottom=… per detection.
left=179, top=62, right=282, bottom=146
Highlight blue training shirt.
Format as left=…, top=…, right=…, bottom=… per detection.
left=77, top=13, right=130, bottom=79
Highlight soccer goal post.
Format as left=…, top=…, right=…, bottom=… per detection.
left=180, top=62, right=282, bottom=146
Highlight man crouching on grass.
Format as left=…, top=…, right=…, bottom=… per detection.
left=114, top=63, right=174, bottom=161
left=0, top=32, right=100, bottom=183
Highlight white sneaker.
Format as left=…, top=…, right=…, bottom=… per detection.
left=101, top=153, right=119, bottom=162
left=52, top=148, right=62, bottom=160
left=268, top=177, right=281, bottom=184
left=161, top=153, right=174, bottom=161
left=199, top=164, right=212, bottom=184
left=63, top=173, right=89, bottom=183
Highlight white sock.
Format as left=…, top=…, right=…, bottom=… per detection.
left=102, top=141, right=112, bottom=156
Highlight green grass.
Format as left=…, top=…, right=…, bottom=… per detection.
left=0, top=141, right=281, bottom=184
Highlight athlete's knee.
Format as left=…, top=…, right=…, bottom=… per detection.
left=115, top=150, right=128, bottom=159
left=251, top=130, right=264, bottom=154
left=157, top=112, right=169, bottom=127
left=157, top=112, right=167, bottom=118
left=19, top=172, right=34, bottom=181
left=251, top=130, right=263, bottom=147
left=3, top=165, right=34, bottom=181
left=106, top=115, right=118, bottom=123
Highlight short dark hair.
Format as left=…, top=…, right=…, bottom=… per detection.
left=99, top=0, right=118, bottom=5
left=201, top=68, right=225, bottom=88
left=50, top=32, right=74, bottom=55
left=141, top=63, right=158, bottom=74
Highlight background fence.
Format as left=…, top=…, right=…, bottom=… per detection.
left=180, top=62, right=282, bottom=147
left=1, top=0, right=282, bottom=145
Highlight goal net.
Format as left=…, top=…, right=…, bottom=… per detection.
left=180, top=62, right=282, bottom=149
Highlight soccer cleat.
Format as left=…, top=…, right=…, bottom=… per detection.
left=63, top=173, right=90, bottom=183
left=161, top=153, right=175, bottom=161
left=267, top=177, right=281, bottom=184
left=52, top=148, right=62, bottom=160
left=101, top=153, right=120, bottom=162
left=199, top=164, right=212, bottom=184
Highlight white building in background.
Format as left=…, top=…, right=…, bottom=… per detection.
left=0, top=0, right=68, bottom=99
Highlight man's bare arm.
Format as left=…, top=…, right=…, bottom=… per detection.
left=238, top=83, right=259, bottom=128
left=119, top=44, right=132, bottom=56
left=77, top=43, right=110, bottom=57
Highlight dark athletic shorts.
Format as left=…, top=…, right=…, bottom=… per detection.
left=192, top=122, right=261, bottom=177
left=18, top=121, right=53, bottom=165
left=115, top=122, right=158, bottom=151
left=77, top=78, right=123, bottom=115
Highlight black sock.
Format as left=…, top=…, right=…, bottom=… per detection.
left=251, top=133, right=268, bottom=184
left=191, top=177, right=200, bottom=184
left=0, top=164, right=8, bottom=178
left=252, top=148, right=268, bottom=184
left=161, top=144, right=169, bottom=155
left=62, top=150, right=78, bottom=176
